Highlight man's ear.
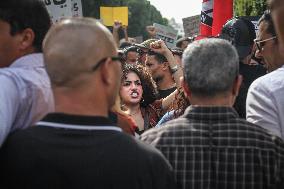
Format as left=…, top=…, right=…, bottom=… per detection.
left=100, top=58, right=113, bottom=85
left=18, top=28, right=35, bottom=51
left=232, top=75, right=242, bottom=96
left=181, top=76, right=191, bottom=100
left=162, top=62, right=169, bottom=71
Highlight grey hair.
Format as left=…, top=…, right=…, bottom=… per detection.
left=182, top=38, right=239, bottom=97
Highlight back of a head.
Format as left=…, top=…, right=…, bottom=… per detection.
left=0, top=0, right=51, bottom=52
left=219, top=17, right=256, bottom=60
left=43, top=18, right=117, bottom=87
left=183, top=38, right=239, bottom=97
left=119, top=41, right=132, bottom=49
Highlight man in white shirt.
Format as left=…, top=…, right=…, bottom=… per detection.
left=0, top=0, right=54, bottom=146
left=246, top=10, right=284, bottom=138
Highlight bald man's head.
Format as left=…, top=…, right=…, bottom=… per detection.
left=43, top=18, right=117, bottom=87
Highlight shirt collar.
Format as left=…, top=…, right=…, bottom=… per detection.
left=36, top=113, right=121, bottom=131
left=183, top=105, right=239, bottom=121
left=10, top=53, right=44, bottom=69
left=39, top=113, right=116, bottom=126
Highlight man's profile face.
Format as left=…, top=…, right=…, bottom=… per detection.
left=0, top=20, right=20, bottom=68
left=145, top=54, right=163, bottom=82
left=255, top=21, right=281, bottom=72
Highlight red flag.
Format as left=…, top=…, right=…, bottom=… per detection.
left=212, top=0, right=233, bottom=36
left=200, top=0, right=213, bottom=36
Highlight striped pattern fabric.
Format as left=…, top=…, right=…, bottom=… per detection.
left=141, top=106, right=284, bottom=189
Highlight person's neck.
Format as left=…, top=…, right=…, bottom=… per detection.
left=190, top=94, right=235, bottom=107
left=124, top=104, right=141, bottom=116
left=1, top=49, right=37, bottom=68
left=53, top=91, right=109, bottom=117
left=157, top=74, right=176, bottom=90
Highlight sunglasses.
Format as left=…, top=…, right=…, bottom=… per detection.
left=92, top=56, right=123, bottom=71
left=254, top=36, right=277, bottom=51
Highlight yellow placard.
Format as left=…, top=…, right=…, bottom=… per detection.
left=100, top=7, right=128, bottom=26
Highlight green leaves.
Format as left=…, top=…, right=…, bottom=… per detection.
left=234, top=0, right=267, bottom=16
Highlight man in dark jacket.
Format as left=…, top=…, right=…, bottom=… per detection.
left=0, top=17, right=176, bottom=189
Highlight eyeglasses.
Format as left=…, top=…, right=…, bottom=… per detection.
left=92, top=56, right=123, bottom=71
left=254, top=36, right=277, bottom=51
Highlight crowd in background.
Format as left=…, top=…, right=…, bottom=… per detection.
left=1, top=0, right=284, bottom=188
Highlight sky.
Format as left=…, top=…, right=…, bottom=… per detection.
left=148, top=0, right=202, bottom=24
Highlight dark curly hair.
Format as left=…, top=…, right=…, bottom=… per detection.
left=172, top=87, right=190, bottom=118
left=121, top=64, right=158, bottom=107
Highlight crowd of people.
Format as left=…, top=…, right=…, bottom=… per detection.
left=0, top=0, right=284, bottom=188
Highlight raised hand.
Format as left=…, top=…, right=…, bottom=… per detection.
left=150, top=40, right=170, bottom=55
left=113, top=21, right=122, bottom=31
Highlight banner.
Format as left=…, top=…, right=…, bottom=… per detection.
left=212, top=0, right=233, bottom=36
left=200, top=0, right=213, bottom=36
left=44, top=0, right=83, bottom=23
left=153, top=23, right=178, bottom=48
left=100, top=7, right=128, bottom=26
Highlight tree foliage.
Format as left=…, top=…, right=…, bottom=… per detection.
left=82, top=0, right=168, bottom=39
left=234, top=0, right=267, bottom=16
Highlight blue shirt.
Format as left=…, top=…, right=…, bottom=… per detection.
left=156, top=110, right=175, bottom=127
left=0, top=53, right=54, bottom=146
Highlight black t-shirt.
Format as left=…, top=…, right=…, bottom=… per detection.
left=158, top=87, right=176, bottom=99
left=234, top=63, right=266, bottom=118
left=0, top=113, right=176, bottom=189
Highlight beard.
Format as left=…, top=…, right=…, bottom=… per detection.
left=153, top=75, right=163, bottom=83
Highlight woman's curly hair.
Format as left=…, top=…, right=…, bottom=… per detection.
left=121, top=64, right=158, bottom=108
left=172, top=87, right=191, bottom=118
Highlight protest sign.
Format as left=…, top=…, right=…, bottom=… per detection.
left=100, top=7, right=128, bottom=26
left=153, top=23, right=178, bottom=48
left=71, top=0, right=83, bottom=18
left=44, top=0, right=83, bottom=23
